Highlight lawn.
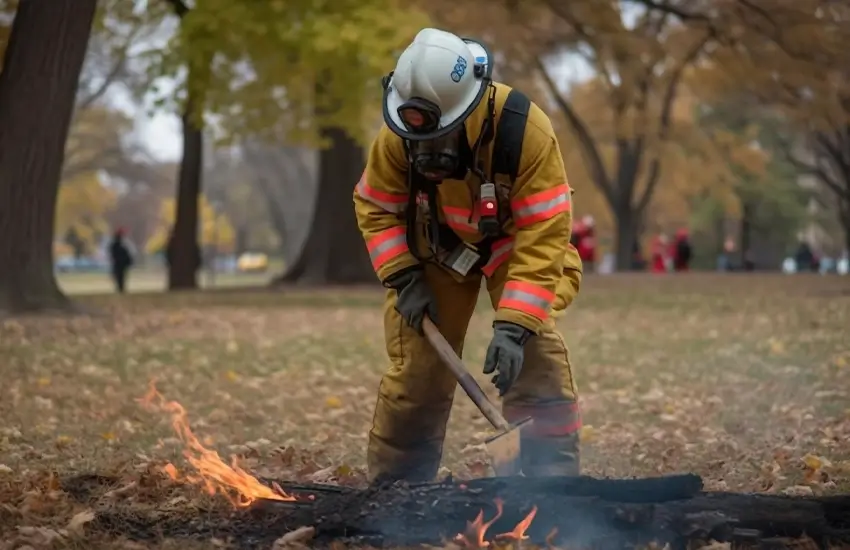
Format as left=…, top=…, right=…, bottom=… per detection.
left=1, top=273, right=849, bottom=549
left=57, top=268, right=276, bottom=295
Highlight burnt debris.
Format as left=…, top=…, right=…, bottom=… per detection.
left=63, top=473, right=850, bottom=549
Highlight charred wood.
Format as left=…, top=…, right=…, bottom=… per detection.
left=63, top=473, right=850, bottom=549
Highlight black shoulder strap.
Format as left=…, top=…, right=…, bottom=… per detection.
left=490, top=88, right=531, bottom=182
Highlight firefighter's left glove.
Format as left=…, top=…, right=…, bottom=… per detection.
left=386, top=267, right=438, bottom=335
left=483, top=321, right=533, bottom=396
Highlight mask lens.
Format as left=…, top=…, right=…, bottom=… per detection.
left=398, top=99, right=440, bottom=134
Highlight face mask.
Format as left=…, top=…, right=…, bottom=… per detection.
left=409, top=129, right=462, bottom=181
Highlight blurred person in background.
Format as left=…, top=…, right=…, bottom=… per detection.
left=650, top=233, right=669, bottom=273
left=717, top=237, right=736, bottom=272
left=575, top=215, right=596, bottom=273
left=671, top=228, right=692, bottom=272
left=570, top=218, right=584, bottom=249
left=794, top=240, right=816, bottom=272
left=108, top=227, right=134, bottom=293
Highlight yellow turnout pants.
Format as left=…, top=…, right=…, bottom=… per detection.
left=367, top=262, right=581, bottom=482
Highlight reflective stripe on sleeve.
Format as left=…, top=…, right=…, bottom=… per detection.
left=367, top=226, right=408, bottom=271
left=498, top=280, right=556, bottom=321
left=511, top=184, right=571, bottom=228
left=356, top=174, right=407, bottom=214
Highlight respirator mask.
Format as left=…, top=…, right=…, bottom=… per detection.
left=397, top=98, right=463, bottom=181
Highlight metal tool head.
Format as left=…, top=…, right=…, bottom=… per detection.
left=483, top=417, right=533, bottom=476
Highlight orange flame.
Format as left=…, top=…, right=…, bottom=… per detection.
left=496, top=505, right=537, bottom=542
left=137, top=380, right=295, bottom=507
left=454, top=498, right=504, bottom=548
left=455, top=500, right=542, bottom=548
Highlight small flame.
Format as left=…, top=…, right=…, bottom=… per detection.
left=496, top=505, right=537, bottom=541
left=455, top=500, right=541, bottom=548
left=454, top=498, right=504, bottom=548
left=137, top=380, right=295, bottom=507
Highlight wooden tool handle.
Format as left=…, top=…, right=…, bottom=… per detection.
left=422, top=316, right=511, bottom=431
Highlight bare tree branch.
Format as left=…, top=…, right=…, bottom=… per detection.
left=76, top=48, right=129, bottom=110
left=636, top=31, right=712, bottom=213
left=533, top=56, right=614, bottom=204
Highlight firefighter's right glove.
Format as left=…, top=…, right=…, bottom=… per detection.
left=483, top=321, right=533, bottom=396
left=386, top=267, right=438, bottom=335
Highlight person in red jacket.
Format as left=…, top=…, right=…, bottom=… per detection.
left=650, top=233, right=669, bottom=273
left=575, top=215, right=596, bottom=272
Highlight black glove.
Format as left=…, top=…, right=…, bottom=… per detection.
left=483, top=321, right=533, bottom=396
left=385, top=268, right=438, bottom=335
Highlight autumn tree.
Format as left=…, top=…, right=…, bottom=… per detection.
left=147, top=0, right=428, bottom=285
left=146, top=194, right=235, bottom=256
left=683, top=1, right=850, bottom=254
left=420, top=1, right=713, bottom=269
left=0, top=0, right=99, bottom=314
left=56, top=172, right=118, bottom=258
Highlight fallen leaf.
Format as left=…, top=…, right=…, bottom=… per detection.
left=103, top=482, right=137, bottom=499
left=767, top=338, right=785, bottom=355
left=273, top=526, right=315, bottom=548
left=308, top=466, right=336, bottom=482
left=66, top=510, right=95, bottom=537
left=325, top=396, right=343, bottom=408
left=225, top=370, right=239, bottom=382
left=801, top=454, right=831, bottom=471
left=0, top=464, right=12, bottom=475
left=579, top=425, right=595, bottom=442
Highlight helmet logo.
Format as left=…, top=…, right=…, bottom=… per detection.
left=450, top=56, right=468, bottom=83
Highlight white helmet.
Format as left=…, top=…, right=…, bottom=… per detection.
left=382, top=28, right=492, bottom=141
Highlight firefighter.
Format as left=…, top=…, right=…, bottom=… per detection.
left=353, top=28, right=584, bottom=483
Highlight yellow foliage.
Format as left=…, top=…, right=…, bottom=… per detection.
left=55, top=172, right=117, bottom=251
left=154, top=0, right=430, bottom=146
left=146, top=194, right=236, bottom=254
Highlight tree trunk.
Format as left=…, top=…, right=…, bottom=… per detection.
left=235, top=226, right=248, bottom=257
left=273, top=127, right=375, bottom=286
left=0, top=0, right=98, bottom=314
left=612, top=204, right=639, bottom=272
left=167, top=92, right=204, bottom=290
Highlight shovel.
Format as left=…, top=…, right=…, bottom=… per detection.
left=422, top=316, right=533, bottom=476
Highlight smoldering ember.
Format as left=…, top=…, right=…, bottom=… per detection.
left=61, top=472, right=850, bottom=549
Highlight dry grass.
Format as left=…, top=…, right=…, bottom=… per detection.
left=1, top=273, right=849, bottom=549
